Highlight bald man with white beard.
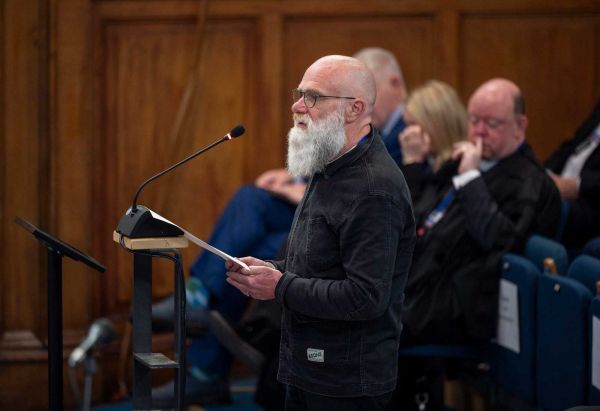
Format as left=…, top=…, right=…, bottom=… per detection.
left=152, top=49, right=409, bottom=408
left=225, top=55, right=415, bottom=410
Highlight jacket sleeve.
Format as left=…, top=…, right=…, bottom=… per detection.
left=455, top=173, right=559, bottom=253
left=268, top=259, right=286, bottom=272
left=544, top=139, right=575, bottom=173
left=579, top=169, right=600, bottom=207
left=274, top=194, right=414, bottom=321
left=545, top=99, right=600, bottom=173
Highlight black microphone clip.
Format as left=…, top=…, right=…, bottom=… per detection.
left=116, top=125, right=245, bottom=238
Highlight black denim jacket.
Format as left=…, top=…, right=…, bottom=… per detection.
left=271, top=128, right=415, bottom=397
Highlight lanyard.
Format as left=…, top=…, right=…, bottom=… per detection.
left=417, top=188, right=456, bottom=237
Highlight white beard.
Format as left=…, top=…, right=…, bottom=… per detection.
left=286, top=108, right=346, bottom=178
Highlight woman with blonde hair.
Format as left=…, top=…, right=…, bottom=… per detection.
left=390, top=80, right=468, bottom=411
left=398, top=80, right=467, bottom=201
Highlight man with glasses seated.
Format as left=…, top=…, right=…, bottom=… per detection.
left=387, top=78, right=561, bottom=411
left=152, top=47, right=409, bottom=407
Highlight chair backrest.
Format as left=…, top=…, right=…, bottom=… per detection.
left=399, top=343, right=488, bottom=360
left=589, top=296, right=600, bottom=405
left=582, top=237, right=600, bottom=259
left=537, top=272, right=593, bottom=411
left=491, top=253, right=541, bottom=404
left=568, top=255, right=600, bottom=295
left=525, top=234, right=569, bottom=275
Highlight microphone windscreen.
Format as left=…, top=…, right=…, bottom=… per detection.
left=93, top=318, right=116, bottom=345
left=230, top=125, right=245, bottom=138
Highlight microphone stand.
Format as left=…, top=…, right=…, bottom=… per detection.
left=82, top=355, right=97, bottom=411
left=116, top=125, right=245, bottom=238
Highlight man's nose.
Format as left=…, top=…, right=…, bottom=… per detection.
left=292, top=96, right=307, bottom=114
left=473, top=121, right=488, bottom=135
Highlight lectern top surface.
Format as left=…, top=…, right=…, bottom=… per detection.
left=15, top=217, right=107, bottom=272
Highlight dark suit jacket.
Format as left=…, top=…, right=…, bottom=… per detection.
left=403, top=144, right=561, bottom=343
left=379, top=115, right=406, bottom=166
left=545, top=99, right=600, bottom=248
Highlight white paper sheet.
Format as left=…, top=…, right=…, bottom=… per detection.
left=495, top=279, right=520, bottom=353
left=149, top=209, right=249, bottom=270
left=182, top=230, right=249, bottom=270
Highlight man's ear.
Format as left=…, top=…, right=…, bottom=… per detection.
left=390, top=75, right=402, bottom=88
left=346, top=99, right=365, bottom=122
left=516, top=114, right=528, bottom=141
left=517, top=114, right=528, bottom=131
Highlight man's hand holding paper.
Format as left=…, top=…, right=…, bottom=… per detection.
left=225, top=257, right=282, bottom=300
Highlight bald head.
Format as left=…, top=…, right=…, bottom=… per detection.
left=353, top=48, right=406, bottom=130
left=306, top=55, right=376, bottom=109
left=469, top=78, right=525, bottom=117
left=467, top=78, right=528, bottom=161
left=293, top=55, right=376, bottom=146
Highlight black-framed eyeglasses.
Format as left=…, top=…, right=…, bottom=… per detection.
left=292, top=88, right=355, bottom=108
left=467, top=115, right=509, bottom=130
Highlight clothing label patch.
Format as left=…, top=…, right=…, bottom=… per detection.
left=306, top=348, right=324, bottom=363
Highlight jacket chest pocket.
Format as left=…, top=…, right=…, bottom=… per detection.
left=306, top=217, right=341, bottom=271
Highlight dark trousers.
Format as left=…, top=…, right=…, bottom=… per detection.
left=284, top=385, right=392, bottom=411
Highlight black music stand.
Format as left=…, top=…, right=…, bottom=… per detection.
left=14, top=217, right=106, bottom=411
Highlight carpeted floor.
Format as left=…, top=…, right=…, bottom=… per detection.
left=91, top=379, right=263, bottom=411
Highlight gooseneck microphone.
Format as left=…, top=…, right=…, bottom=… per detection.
left=116, top=124, right=245, bottom=238
left=130, top=124, right=245, bottom=213
left=68, top=318, right=116, bottom=367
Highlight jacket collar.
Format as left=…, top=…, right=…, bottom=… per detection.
left=321, top=126, right=375, bottom=178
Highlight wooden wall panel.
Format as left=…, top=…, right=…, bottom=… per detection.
left=283, top=16, right=436, bottom=139
left=95, top=17, right=260, bottom=308
left=2, top=0, right=600, bottom=409
left=54, top=0, right=96, bottom=333
left=0, top=0, right=47, bottom=407
left=1, top=0, right=45, bottom=344
left=461, top=14, right=600, bottom=160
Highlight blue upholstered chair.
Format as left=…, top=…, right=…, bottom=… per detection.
left=568, top=255, right=600, bottom=295
left=400, top=343, right=488, bottom=359
left=490, top=253, right=541, bottom=404
left=566, top=255, right=600, bottom=406
left=525, top=234, right=569, bottom=275
left=537, top=269, right=593, bottom=411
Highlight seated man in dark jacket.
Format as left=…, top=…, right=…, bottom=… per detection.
left=390, top=78, right=561, bottom=411
left=545, top=98, right=600, bottom=249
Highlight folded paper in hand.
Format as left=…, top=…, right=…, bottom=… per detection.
left=149, top=210, right=249, bottom=270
